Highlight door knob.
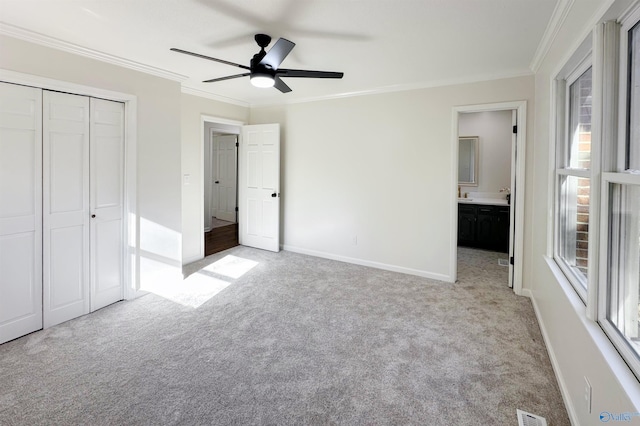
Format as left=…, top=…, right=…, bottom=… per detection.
left=271, top=192, right=277, bottom=197
left=215, top=181, right=219, bottom=184
left=91, top=214, right=96, bottom=218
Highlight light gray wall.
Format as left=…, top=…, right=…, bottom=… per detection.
left=528, top=0, right=640, bottom=423
left=250, top=76, right=534, bottom=281
left=458, top=110, right=512, bottom=196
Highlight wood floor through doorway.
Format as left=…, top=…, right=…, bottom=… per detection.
left=204, top=219, right=238, bottom=256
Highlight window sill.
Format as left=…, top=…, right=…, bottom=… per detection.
left=542, top=256, right=640, bottom=409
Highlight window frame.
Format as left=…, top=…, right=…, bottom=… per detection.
left=597, top=7, right=640, bottom=380
left=599, top=175, right=640, bottom=377
left=554, top=52, right=594, bottom=303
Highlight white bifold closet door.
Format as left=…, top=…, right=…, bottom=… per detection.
left=0, top=83, right=43, bottom=343
left=0, top=86, right=124, bottom=342
left=89, top=97, right=124, bottom=312
left=42, top=91, right=91, bottom=328
left=42, top=91, right=124, bottom=329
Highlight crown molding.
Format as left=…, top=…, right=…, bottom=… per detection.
left=0, top=23, right=188, bottom=82
left=0, top=22, right=539, bottom=110
left=529, top=0, right=576, bottom=73
left=249, top=70, right=534, bottom=108
left=181, top=86, right=249, bottom=108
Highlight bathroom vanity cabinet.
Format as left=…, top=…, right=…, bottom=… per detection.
left=457, top=203, right=510, bottom=252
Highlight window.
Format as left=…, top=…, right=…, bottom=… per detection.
left=555, top=63, right=593, bottom=299
left=553, top=8, right=640, bottom=379
left=599, top=18, right=640, bottom=376
left=605, top=183, right=640, bottom=344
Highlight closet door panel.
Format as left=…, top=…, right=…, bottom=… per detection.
left=94, top=219, right=121, bottom=298
left=1, top=131, right=36, bottom=219
left=0, top=234, right=36, bottom=319
left=0, top=82, right=42, bottom=344
left=49, top=226, right=85, bottom=308
left=43, top=91, right=90, bottom=328
left=49, top=133, right=85, bottom=213
left=90, top=98, right=124, bottom=311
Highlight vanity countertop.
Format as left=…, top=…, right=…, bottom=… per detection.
left=458, top=197, right=509, bottom=206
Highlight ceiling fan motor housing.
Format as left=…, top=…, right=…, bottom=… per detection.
left=254, top=33, right=272, bottom=49
left=250, top=54, right=275, bottom=81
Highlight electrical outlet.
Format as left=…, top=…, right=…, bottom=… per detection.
left=584, top=376, right=592, bottom=413
left=352, top=235, right=358, bottom=245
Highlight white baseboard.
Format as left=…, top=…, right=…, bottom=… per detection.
left=281, top=244, right=453, bottom=283
left=520, top=288, right=533, bottom=298
left=527, top=286, right=579, bottom=425
left=183, top=254, right=203, bottom=265
left=125, top=288, right=148, bottom=301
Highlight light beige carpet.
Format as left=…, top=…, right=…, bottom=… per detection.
left=0, top=246, right=568, bottom=425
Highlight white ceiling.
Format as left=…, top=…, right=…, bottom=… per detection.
left=0, top=0, right=559, bottom=106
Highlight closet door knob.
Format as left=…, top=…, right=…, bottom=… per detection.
left=91, top=214, right=96, bottom=218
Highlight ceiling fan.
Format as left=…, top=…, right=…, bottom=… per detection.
left=171, top=34, right=344, bottom=93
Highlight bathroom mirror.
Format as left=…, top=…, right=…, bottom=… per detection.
left=458, top=136, right=479, bottom=186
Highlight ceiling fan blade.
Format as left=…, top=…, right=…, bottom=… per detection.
left=259, top=38, right=295, bottom=70
left=170, top=48, right=250, bottom=71
left=273, top=76, right=292, bottom=93
left=277, top=69, right=344, bottom=79
left=203, top=73, right=250, bottom=83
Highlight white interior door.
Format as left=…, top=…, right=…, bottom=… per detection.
left=43, top=91, right=90, bottom=328
left=239, top=124, right=280, bottom=252
left=210, top=131, right=219, bottom=224
left=216, top=134, right=238, bottom=222
left=0, top=82, right=43, bottom=344
left=90, top=98, right=124, bottom=311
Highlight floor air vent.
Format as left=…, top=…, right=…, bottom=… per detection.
left=517, top=409, right=547, bottom=426
left=498, top=258, right=509, bottom=267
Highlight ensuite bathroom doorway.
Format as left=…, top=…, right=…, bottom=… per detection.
left=452, top=101, right=526, bottom=295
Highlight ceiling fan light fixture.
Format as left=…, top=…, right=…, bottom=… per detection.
left=250, top=73, right=275, bottom=88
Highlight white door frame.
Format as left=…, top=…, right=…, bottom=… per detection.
left=451, top=101, right=527, bottom=296
left=199, top=115, right=244, bottom=259
left=209, top=128, right=218, bottom=230
left=0, top=69, right=139, bottom=299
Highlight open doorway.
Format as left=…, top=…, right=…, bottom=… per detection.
left=202, top=118, right=241, bottom=256
left=197, top=118, right=282, bottom=259
left=451, top=101, right=526, bottom=295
